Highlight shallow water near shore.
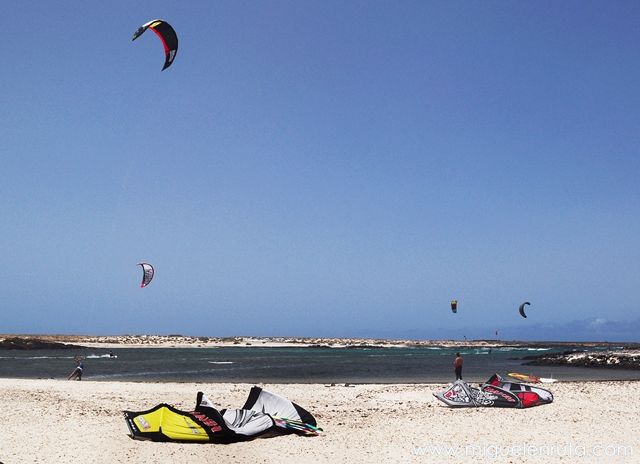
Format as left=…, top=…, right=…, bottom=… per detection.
left=1, top=345, right=639, bottom=383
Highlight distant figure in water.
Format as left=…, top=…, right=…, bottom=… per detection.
left=109, top=350, right=115, bottom=358
left=68, top=356, right=84, bottom=381
left=454, top=352, right=463, bottom=380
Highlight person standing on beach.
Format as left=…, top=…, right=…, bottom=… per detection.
left=454, top=352, right=463, bottom=380
left=68, top=356, right=84, bottom=381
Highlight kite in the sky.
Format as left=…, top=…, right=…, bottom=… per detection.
left=450, top=300, right=458, bottom=314
left=519, top=301, right=531, bottom=318
left=138, top=263, right=154, bottom=288
left=132, top=19, right=178, bottom=70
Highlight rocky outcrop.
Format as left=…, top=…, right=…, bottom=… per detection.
left=525, top=350, right=640, bottom=369
left=0, top=337, right=85, bottom=350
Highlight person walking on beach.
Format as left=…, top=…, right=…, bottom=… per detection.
left=68, top=356, right=84, bottom=381
left=454, top=352, right=463, bottom=380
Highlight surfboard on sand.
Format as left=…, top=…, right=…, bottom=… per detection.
left=538, top=377, right=557, bottom=384
left=508, top=372, right=558, bottom=384
left=508, top=372, right=541, bottom=383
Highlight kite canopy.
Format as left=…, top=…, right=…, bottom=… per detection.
left=484, top=373, right=553, bottom=407
left=138, top=263, right=154, bottom=288
left=132, top=19, right=178, bottom=70
left=450, top=300, right=457, bottom=314
left=433, top=373, right=553, bottom=409
left=124, top=387, right=320, bottom=443
left=519, top=301, right=531, bottom=318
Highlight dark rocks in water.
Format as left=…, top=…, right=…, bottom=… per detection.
left=0, top=337, right=85, bottom=350
left=525, top=351, right=640, bottom=370
left=308, top=344, right=386, bottom=349
left=344, top=344, right=385, bottom=349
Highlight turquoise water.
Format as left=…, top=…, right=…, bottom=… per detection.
left=1, top=345, right=638, bottom=383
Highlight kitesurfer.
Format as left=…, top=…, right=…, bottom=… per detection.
left=454, top=352, right=463, bottom=380
left=67, top=356, right=84, bottom=381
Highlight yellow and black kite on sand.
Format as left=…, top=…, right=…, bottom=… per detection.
left=124, top=387, right=321, bottom=444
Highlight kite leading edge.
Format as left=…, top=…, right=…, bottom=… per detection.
left=132, top=19, right=178, bottom=70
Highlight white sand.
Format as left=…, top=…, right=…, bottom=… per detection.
left=0, top=334, right=517, bottom=349
left=1, top=379, right=638, bottom=463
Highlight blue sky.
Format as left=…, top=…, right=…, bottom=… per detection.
left=1, top=1, right=638, bottom=341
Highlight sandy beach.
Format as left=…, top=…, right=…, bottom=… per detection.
left=4, top=333, right=632, bottom=350
left=1, top=378, right=638, bottom=464
left=2, top=333, right=496, bottom=349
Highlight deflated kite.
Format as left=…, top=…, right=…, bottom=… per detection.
left=433, top=373, right=553, bottom=409
left=124, top=387, right=321, bottom=443
left=132, top=19, right=178, bottom=70
left=519, top=301, right=531, bottom=318
left=138, top=263, right=154, bottom=288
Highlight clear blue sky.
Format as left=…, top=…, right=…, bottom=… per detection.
left=1, top=1, right=638, bottom=341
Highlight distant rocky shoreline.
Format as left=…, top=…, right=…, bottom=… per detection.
left=1, top=334, right=638, bottom=355
left=0, top=337, right=84, bottom=350
left=524, top=349, right=640, bottom=370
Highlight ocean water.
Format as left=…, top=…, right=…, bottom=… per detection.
left=1, top=345, right=638, bottom=383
